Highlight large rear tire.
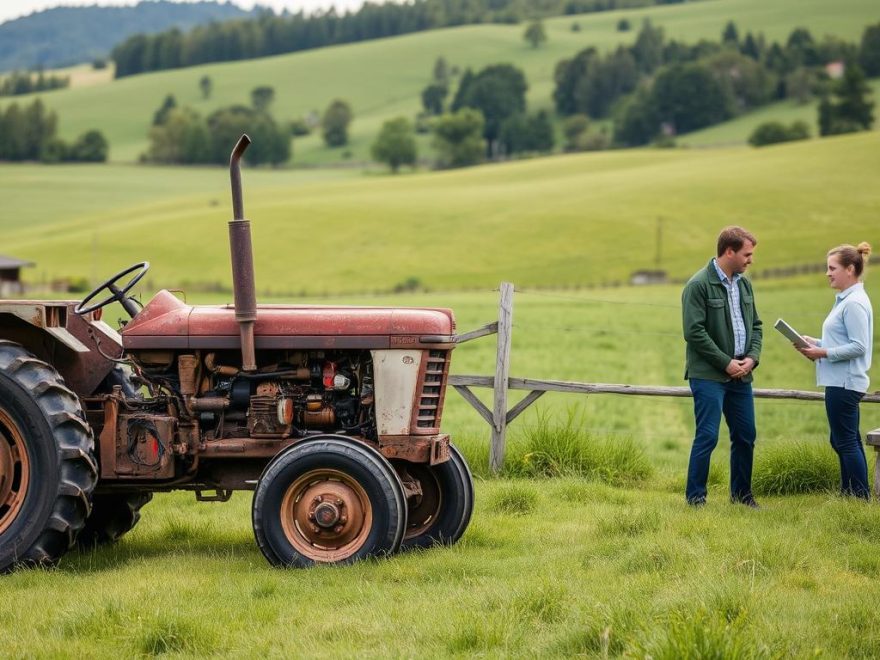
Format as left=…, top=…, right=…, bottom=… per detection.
left=252, top=436, right=406, bottom=568
left=0, top=341, right=98, bottom=571
left=77, top=492, right=153, bottom=546
left=399, top=444, right=474, bottom=550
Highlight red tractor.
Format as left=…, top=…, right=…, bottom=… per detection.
left=0, top=136, right=472, bottom=571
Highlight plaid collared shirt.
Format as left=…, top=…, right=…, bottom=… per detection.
left=712, top=258, right=746, bottom=357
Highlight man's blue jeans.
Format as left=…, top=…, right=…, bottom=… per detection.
left=824, top=386, right=870, bottom=499
left=686, top=378, right=756, bottom=503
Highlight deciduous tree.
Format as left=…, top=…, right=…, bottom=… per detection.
left=523, top=19, right=547, bottom=49
left=431, top=108, right=484, bottom=168
left=371, top=117, right=417, bottom=173
left=322, top=99, right=353, bottom=147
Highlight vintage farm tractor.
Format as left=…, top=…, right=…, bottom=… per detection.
left=0, top=136, right=472, bottom=571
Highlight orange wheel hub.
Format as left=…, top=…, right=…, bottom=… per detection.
left=0, top=409, right=29, bottom=536
left=280, top=469, right=372, bottom=563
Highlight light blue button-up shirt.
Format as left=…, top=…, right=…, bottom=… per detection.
left=712, top=258, right=746, bottom=357
left=816, top=282, right=873, bottom=392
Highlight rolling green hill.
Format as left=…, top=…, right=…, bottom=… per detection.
left=1, top=0, right=877, bottom=165
left=2, top=130, right=877, bottom=295
left=680, top=79, right=880, bottom=147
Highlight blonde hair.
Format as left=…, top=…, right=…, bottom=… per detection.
left=828, top=242, right=872, bottom=278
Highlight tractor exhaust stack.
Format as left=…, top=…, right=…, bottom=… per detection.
left=229, top=134, right=257, bottom=372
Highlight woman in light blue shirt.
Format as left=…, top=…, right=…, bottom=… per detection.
left=799, top=242, right=873, bottom=499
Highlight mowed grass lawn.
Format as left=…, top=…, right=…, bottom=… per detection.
left=3, top=131, right=879, bottom=296
left=2, top=282, right=880, bottom=657
left=1, top=0, right=876, bottom=164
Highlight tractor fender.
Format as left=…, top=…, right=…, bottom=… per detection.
left=0, top=305, right=119, bottom=395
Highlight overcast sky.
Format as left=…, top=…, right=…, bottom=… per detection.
left=0, top=0, right=369, bottom=25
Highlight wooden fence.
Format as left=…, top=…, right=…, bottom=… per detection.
left=450, top=283, right=880, bottom=489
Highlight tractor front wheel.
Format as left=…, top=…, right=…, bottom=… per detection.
left=399, top=444, right=474, bottom=550
left=0, top=341, right=97, bottom=571
left=252, top=436, right=406, bottom=568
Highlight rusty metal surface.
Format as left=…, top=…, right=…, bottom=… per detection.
left=0, top=303, right=116, bottom=395
left=229, top=134, right=251, bottom=221
left=396, top=463, right=441, bottom=540
left=122, top=291, right=454, bottom=341
left=0, top=408, right=30, bottom=536
left=228, top=135, right=257, bottom=372
left=281, top=468, right=372, bottom=563
left=114, top=414, right=177, bottom=479
left=97, top=395, right=119, bottom=480
left=378, top=434, right=450, bottom=464
left=409, top=350, right=450, bottom=436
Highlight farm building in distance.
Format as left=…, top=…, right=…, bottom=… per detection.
left=0, top=254, right=33, bottom=296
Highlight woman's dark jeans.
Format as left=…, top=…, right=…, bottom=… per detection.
left=825, top=386, right=870, bottom=499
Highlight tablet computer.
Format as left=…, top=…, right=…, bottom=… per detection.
left=774, top=318, right=810, bottom=349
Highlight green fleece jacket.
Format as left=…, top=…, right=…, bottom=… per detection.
left=682, top=259, right=762, bottom=382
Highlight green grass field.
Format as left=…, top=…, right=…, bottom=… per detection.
left=2, top=283, right=880, bottom=657
left=2, top=130, right=878, bottom=296
left=2, top=5, right=880, bottom=650
left=1, top=0, right=877, bottom=164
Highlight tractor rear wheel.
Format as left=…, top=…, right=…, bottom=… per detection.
left=77, top=492, right=153, bottom=546
left=399, top=444, right=474, bottom=550
left=0, top=341, right=97, bottom=571
left=252, top=436, right=406, bottom=568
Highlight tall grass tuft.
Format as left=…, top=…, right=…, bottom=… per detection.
left=137, top=617, right=210, bottom=656
left=506, top=408, right=653, bottom=485
left=633, top=609, right=764, bottom=660
left=752, top=442, right=839, bottom=495
left=488, top=483, right=539, bottom=515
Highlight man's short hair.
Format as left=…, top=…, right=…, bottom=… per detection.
left=717, top=226, right=757, bottom=257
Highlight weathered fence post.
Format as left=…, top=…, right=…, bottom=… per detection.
left=490, top=282, right=514, bottom=473
left=867, top=429, right=880, bottom=499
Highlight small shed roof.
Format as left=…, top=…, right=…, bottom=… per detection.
left=0, top=254, right=34, bottom=269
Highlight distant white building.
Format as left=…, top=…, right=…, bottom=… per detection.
left=826, top=61, right=845, bottom=79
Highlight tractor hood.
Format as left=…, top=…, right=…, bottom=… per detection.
left=122, top=290, right=456, bottom=350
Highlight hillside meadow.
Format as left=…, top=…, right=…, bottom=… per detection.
left=2, top=130, right=878, bottom=296
left=1, top=0, right=877, bottom=164
left=2, top=283, right=880, bottom=657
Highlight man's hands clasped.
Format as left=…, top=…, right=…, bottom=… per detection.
left=726, top=357, right=756, bottom=379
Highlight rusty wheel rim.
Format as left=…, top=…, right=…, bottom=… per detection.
left=0, top=408, right=30, bottom=536
left=403, top=465, right=442, bottom=540
left=280, top=469, right=372, bottom=563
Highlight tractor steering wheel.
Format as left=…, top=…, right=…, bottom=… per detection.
left=74, top=262, right=150, bottom=318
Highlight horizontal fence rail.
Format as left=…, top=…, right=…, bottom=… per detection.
left=450, top=375, right=880, bottom=404
left=451, top=282, right=880, bottom=477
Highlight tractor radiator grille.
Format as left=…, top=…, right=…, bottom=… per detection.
left=413, top=350, right=450, bottom=433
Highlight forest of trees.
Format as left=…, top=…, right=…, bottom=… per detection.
left=0, top=70, right=68, bottom=97
left=143, top=90, right=290, bottom=165
left=0, top=99, right=108, bottom=162
left=111, top=0, right=689, bottom=77
left=0, top=0, right=251, bottom=73
left=550, top=20, right=879, bottom=146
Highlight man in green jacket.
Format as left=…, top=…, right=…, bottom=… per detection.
left=682, top=226, right=762, bottom=507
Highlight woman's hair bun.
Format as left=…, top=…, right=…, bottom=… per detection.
left=857, top=242, right=872, bottom=259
